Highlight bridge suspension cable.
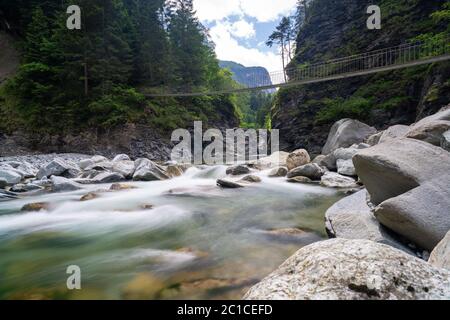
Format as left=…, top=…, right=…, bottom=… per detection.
left=144, top=39, right=450, bottom=97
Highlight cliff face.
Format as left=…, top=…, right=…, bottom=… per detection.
left=219, top=61, right=272, bottom=87
left=273, top=0, right=450, bottom=154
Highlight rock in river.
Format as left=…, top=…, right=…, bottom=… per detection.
left=287, top=163, right=324, bottom=180
left=51, top=176, right=82, bottom=192
left=325, top=190, right=412, bottom=253
left=268, top=167, right=288, bottom=177
left=244, top=239, right=450, bottom=300
left=0, top=169, right=22, bottom=185
left=226, top=165, right=250, bottom=176
left=322, top=119, right=377, bottom=155
left=286, top=149, right=310, bottom=170
left=37, top=158, right=73, bottom=179
left=320, top=172, right=358, bottom=189
left=93, top=172, right=126, bottom=184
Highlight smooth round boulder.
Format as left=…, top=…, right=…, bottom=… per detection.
left=287, top=163, right=324, bottom=180
left=226, top=165, right=250, bottom=176
left=286, top=149, right=310, bottom=170
left=322, top=119, right=377, bottom=155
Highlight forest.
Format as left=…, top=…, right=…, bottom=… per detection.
left=0, top=0, right=271, bottom=136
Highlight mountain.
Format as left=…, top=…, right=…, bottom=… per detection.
left=272, top=0, right=450, bottom=154
left=219, top=61, right=272, bottom=88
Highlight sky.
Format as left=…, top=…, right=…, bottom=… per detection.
left=193, top=0, right=298, bottom=73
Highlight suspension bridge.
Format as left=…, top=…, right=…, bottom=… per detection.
left=144, top=39, right=450, bottom=97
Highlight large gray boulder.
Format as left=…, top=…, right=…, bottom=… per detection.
left=93, top=171, right=125, bottom=183
left=320, top=172, right=358, bottom=189
left=374, top=177, right=450, bottom=251
left=406, top=107, right=450, bottom=146
left=244, top=239, right=450, bottom=300
left=133, top=158, right=169, bottom=181
left=287, top=163, right=324, bottom=180
left=322, top=119, right=377, bottom=155
left=325, top=190, right=412, bottom=254
left=378, top=125, right=410, bottom=144
left=429, top=230, right=450, bottom=271
left=353, top=138, right=450, bottom=205
left=0, top=169, right=22, bottom=185
left=37, top=158, right=72, bottom=179
left=112, top=160, right=135, bottom=178
left=50, top=176, right=82, bottom=192
left=286, top=149, right=310, bottom=170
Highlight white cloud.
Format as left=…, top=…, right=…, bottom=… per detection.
left=229, top=20, right=255, bottom=39
left=193, top=0, right=298, bottom=72
left=209, top=22, right=282, bottom=72
left=194, top=0, right=297, bottom=23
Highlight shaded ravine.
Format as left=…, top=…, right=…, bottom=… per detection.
left=0, top=166, right=342, bottom=300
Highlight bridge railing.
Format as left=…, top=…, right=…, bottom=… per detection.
left=269, top=39, right=450, bottom=88
left=144, top=38, right=449, bottom=97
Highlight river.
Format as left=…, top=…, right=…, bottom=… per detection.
left=0, top=166, right=342, bottom=299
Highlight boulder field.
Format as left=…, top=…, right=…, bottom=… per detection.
left=245, top=106, right=450, bottom=300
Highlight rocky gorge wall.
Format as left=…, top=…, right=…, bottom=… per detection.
left=273, top=0, right=450, bottom=154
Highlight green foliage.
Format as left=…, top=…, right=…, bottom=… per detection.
left=315, top=97, right=371, bottom=124
left=0, top=0, right=239, bottom=134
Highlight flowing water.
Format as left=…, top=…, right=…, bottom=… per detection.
left=0, top=166, right=342, bottom=300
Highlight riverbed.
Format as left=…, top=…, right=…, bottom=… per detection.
left=0, top=166, right=342, bottom=299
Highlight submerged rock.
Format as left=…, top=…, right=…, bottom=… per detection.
left=268, top=167, right=288, bottom=177
left=325, top=190, right=412, bottom=254
left=0, top=178, right=7, bottom=189
left=121, top=273, right=165, bottom=300
left=217, top=178, right=245, bottom=189
left=287, top=176, right=313, bottom=184
left=244, top=239, right=450, bottom=300
left=322, top=119, right=377, bottom=155
left=239, top=175, right=262, bottom=183
left=110, top=183, right=137, bottom=191
left=287, top=163, right=324, bottom=180
left=286, top=149, right=310, bottom=170
left=320, top=172, right=358, bottom=189
left=429, top=230, right=450, bottom=271
left=21, top=202, right=50, bottom=212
